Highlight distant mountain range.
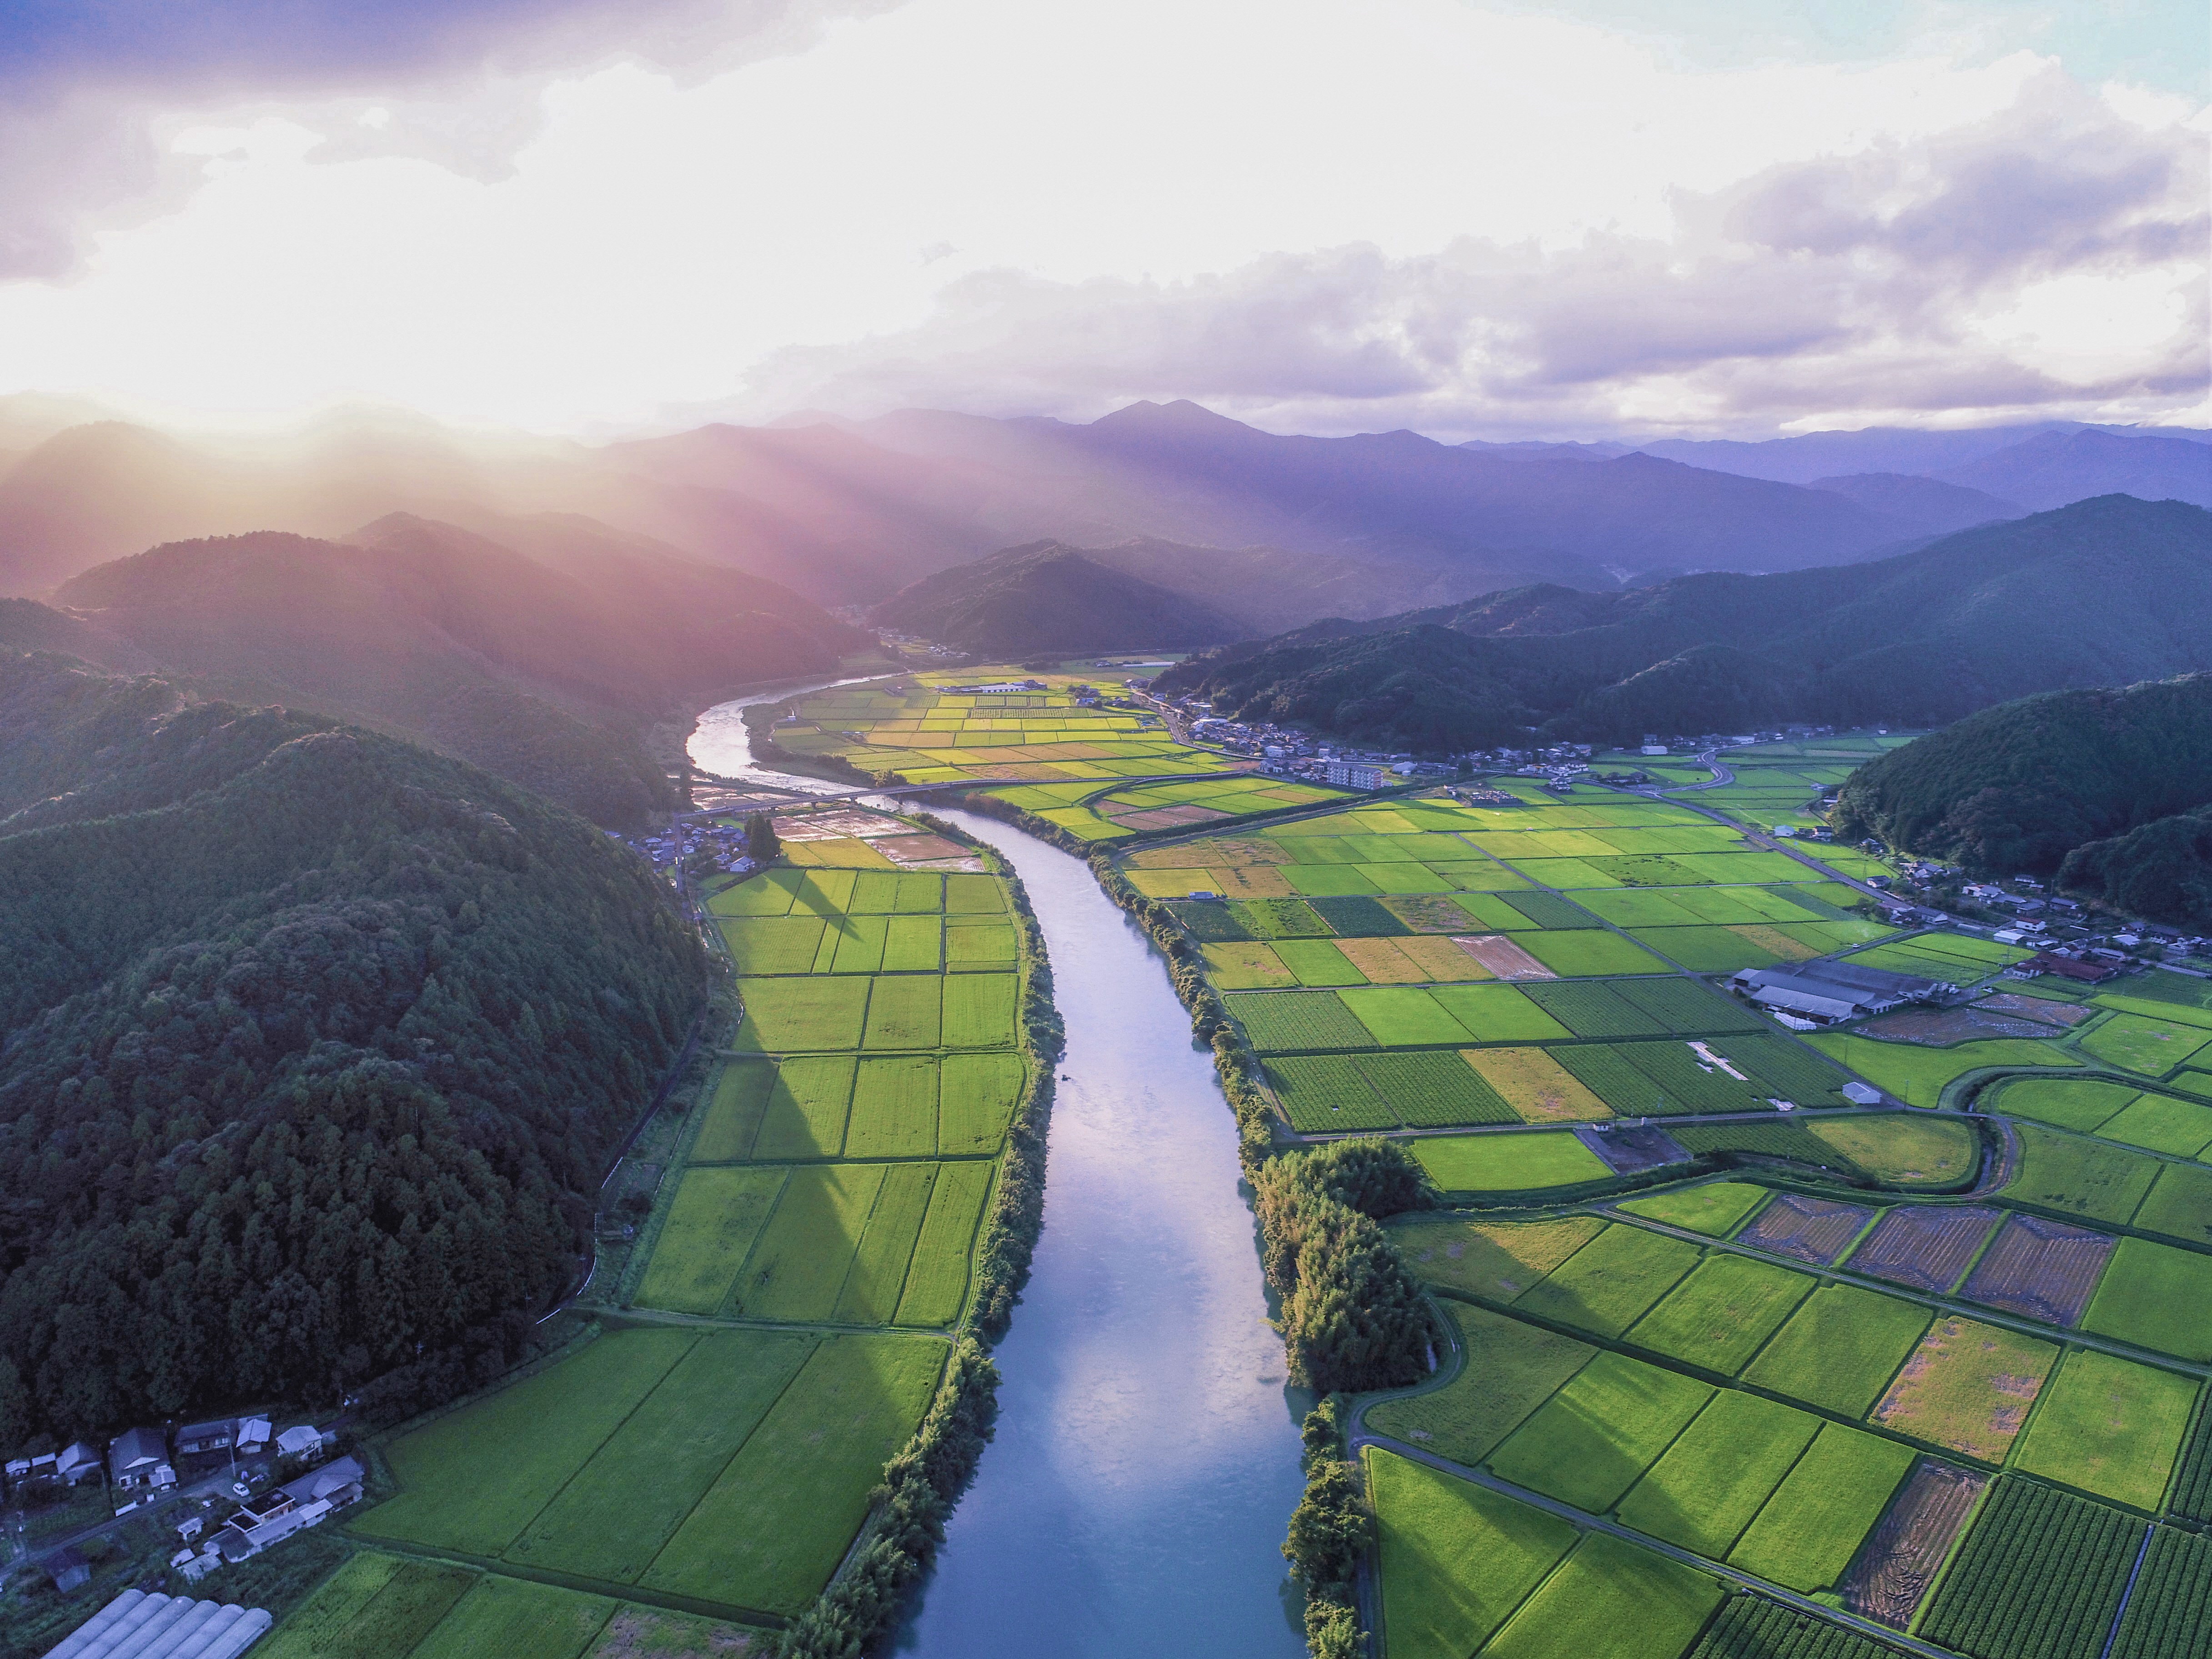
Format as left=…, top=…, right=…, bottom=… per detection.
left=3, top=512, right=858, bottom=824
left=869, top=541, right=1246, bottom=655
left=1151, top=497, right=2212, bottom=748
left=1, top=394, right=2201, bottom=626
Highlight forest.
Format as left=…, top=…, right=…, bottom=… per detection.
left=1154, top=497, right=2212, bottom=747
left=1833, top=673, right=2212, bottom=922
left=0, top=654, right=708, bottom=1443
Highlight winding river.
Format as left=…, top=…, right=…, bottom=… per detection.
left=689, top=689, right=1309, bottom=1657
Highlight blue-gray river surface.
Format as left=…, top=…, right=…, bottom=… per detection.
left=896, top=808, right=1310, bottom=1658
left=689, top=695, right=1310, bottom=1656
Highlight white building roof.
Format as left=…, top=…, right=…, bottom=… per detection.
left=1745, top=985, right=1863, bottom=1022
left=43, top=1590, right=272, bottom=1659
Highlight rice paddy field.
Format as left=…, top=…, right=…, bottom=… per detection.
left=310, top=809, right=1038, bottom=1648
left=1101, top=747, right=2212, bottom=1657
left=1365, top=1114, right=2210, bottom=1658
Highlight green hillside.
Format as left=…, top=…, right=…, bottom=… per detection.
left=1154, top=497, right=2212, bottom=746
left=867, top=539, right=1247, bottom=653
left=0, top=655, right=707, bottom=1440
left=1832, top=674, right=2212, bottom=908
left=44, top=517, right=863, bottom=825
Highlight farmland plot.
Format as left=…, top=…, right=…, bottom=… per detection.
left=1726, top=1424, right=1918, bottom=1596
left=1743, top=1286, right=1931, bottom=1418
left=2011, top=1348, right=2196, bottom=1510
left=1393, top=1214, right=1605, bottom=1301
left=1476, top=1532, right=1724, bottom=1659
left=1616, top=1181, right=1769, bottom=1237
left=1513, top=1224, right=1703, bottom=1337
left=1916, top=1478, right=2140, bottom=1659
left=1734, top=1193, right=1875, bottom=1264
left=1614, top=1390, right=1823, bottom=1557
left=1624, top=1253, right=1814, bottom=1374
left=1413, top=1131, right=1610, bottom=1193
left=1869, top=1317, right=2057, bottom=1462
left=2109, top=1528, right=2212, bottom=1659
left=2083, top=1237, right=2212, bottom=1361
left=1367, top=1451, right=1578, bottom=1659
left=1366, top=1302, right=1594, bottom=1466
left=1836, top=1459, right=1987, bottom=1631
left=1462, top=1046, right=1611, bottom=1123
left=1957, top=1213, right=2115, bottom=1327
left=1845, top=1205, right=2001, bottom=1292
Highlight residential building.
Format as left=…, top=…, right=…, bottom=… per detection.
left=55, top=1441, right=103, bottom=1486
left=1322, top=760, right=1386, bottom=790
left=213, top=1457, right=365, bottom=1565
left=175, top=1420, right=234, bottom=1458
left=108, top=1427, right=171, bottom=1490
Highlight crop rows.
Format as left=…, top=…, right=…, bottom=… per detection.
left=2167, top=1388, right=2212, bottom=1524
left=1845, top=1206, right=2001, bottom=1292
left=1686, top=1594, right=1911, bottom=1659
left=1354, top=1049, right=1517, bottom=1126
left=1522, top=980, right=1672, bottom=1037
left=1498, top=890, right=1601, bottom=928
left=1227, top=990, right=1377, bottom=1052
left=1266, top=1056, right=1398, bottom=1131
left=1916, top=1478, right=2140, bottom=1659
left=1958, top=1214, right=2114, bottom=1327
left=1556, top=1043, right=1683, bottom=1115
left=2110, top=1527, right=2212, bottom=1659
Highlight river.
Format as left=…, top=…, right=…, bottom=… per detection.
left=688, top=691, right=1310, bottom=1658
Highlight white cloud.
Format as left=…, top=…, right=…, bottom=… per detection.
left=0, top=0, right=2202, bottom=436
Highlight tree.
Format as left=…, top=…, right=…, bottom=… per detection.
left=745, top=811, right=782, bottom=864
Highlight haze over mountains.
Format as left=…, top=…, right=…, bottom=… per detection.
left=2, top=394, right=2203, bottom=629
left=2, top=512, right=856, bottom=824
left=1152, top=497, right=2212, bottom=749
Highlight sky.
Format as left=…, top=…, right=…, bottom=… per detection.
left=0, top=0, right=2205, bottom=440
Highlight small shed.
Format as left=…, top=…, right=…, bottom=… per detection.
left=48, top=1546, right=90, bottom=1593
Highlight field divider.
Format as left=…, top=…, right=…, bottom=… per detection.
left=343, top=1534, right=789, bottom=1632
left=1350, top=1431, right=1958, bottom=1659
left=1603, top=1207, right=2212, bottom=1381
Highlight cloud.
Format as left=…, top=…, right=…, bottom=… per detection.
left=728, top=69, right=2207, bottom=436
left=0, top=0, right=899, bottom=278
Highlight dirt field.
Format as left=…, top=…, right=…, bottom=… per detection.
left=1106, top=804, right=1235, bottom=830
left=1737, top=1193, right=1875, bottom=1264
left=1846, top=1205, right=2002, bottom=1292
left=1577, top=1124, right=1690, bottom=1174
left=1975, top=993, right=2093, bottom=1028
left=1840, top=1460, right=1988, bottom=1630
left=1858, top=1006, right=2071, bottom=1046
left=875, top=834, right=972, bottom=864
left=1959, top=1214, right=2116, bottom=1327
left=1453, top=935, right=1556, bottom=980
left=773, top=810, right=909, bottom=840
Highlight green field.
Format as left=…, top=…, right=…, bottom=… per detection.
left=1393, top=1215, right=1605, bottom=1301
left=639, top=1335, right=949, bottom=1614
left=1724, top=1423, right=1917, bottom=1594
left=1367, top=1451, right=1578, bottom=1659
left=1741, top=1284, right=1931, bottom=1417
left=1368, top=1302, right=1594, bottom=1465
left=1412, top=1131, right=1611, bottom=1193
left=937, top=1051, right=1026, bottom=1154
left=2011, top=1348, right=2197, bottom=1510
left=2081, top=1012, right=2212, bottom=1076
left=893, top=1159, right=995, bottom=1326
left=1516, top=930, right=1672, bottom=977
left=634, top=1167, right=786, bottom=1315
left=1488, top=1350, right=1714, bottom=1512
left=2007, top=1123, right=2163, bottom=1226
left=1624, top=1253, right=1814, bottom=1374
left=1614, top=1389, right=1821, bottom=1557
left=1615, top=1182, right=1769, bottom=1237
left=2081, top=1237, right=2212, bottom=1362
left=749, top=1054, right=855, bottom=1159
left=2133, top=1160, right=2212, bottom=1247
left=352, top=1327, right=946, bottom=1621
left=2096, top=1091, right=2212, bottom=1157
left=1988, top=1076, right=2141, bottom=1134
left=734, top=975, right=872, bottom=1051
left=1513, top=1225, right=1704, bottom=1337
left=1477, top=1531, right=1724, bottom=1659
left=1804, top=1033, right=2077, bottom=1107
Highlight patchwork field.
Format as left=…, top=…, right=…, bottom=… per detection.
left=354, top=1328, right=945, bottom=1619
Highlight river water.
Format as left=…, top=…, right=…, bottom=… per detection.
left=688, top=691, right=1310, bottom=1658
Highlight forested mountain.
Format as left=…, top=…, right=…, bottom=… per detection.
left=0, top=656, right=708, bottom=1441
left=1153, top=498, right=2212, bottom=748
left=1805, top=473, right=2022, bottom=533
left=868, top=541, right=1246, bottom=654
left=1831, top=675, right=2212, bottom=922
left=1636, top=422, right=2209, bottom=485
left=1934, top=430, right=2212, bottom=511
left=37, top=517, right=858, bottom=825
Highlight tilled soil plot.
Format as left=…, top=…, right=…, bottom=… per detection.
left=1452, top=934, right=1556, bottom=979
left=1737, top=1192, right=1876, bottom=1264
left=1845, top=1205, right=2002, bottom=1292
left=1840, top=1459, right=1988, bottom=1630
left=1959, top=1213, right=2115, bottom=1327
left=1974, top=992, right=2092, bottom=1027
left=1576, top=1124, right=1690, bottom=1175
left=1857, top=1007, right=2065, bottom=1046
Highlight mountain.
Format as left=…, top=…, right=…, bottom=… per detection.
left=1830, top=675, right=2212, bottom=920
left=1808, top=473, right=2024, bottom=533
left=0, top=654, right=707, bottom=1441
left=1636, top=423, right=2210, bottom=485
left=5, top=402, right=2204, bottom=618
left=1934, top=430, right=2212, bottom=511
left=1153, top=497, right=2212, bottom=749
left=868, top=541, right=1246, bottom=654
left=43, top=516, right=860, bottom=824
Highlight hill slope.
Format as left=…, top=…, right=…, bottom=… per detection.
left=1830, top=675, right=2212, bottom=922
left=0, top=656, right=708, bottom=1440
left=1154, top=498, right=2212, bottom=747
left=868, top=541, right=1247, bottom=653
left=43, top=518, right=860, bottom=824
